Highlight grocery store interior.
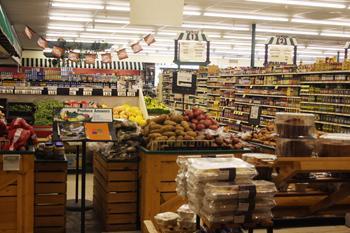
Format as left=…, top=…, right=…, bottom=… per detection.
left=1, top=0, right=350, bottom=233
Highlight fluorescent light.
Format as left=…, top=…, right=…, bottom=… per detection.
left=49, top=12, right=92, bottom=18
left=306, top=46, right=341, bottom=51
left=51, top=2, right=104, bottom=9
left=46, top=38, right=74, bottom=42
left=182, top=24, right=249, bottom=31
left=298, top=50, right=322, bottom=55
left=207, top=34, right=221, bottom=38
left=183, top=10, right=201, bottom=16
left=320, top=32, right=350, bottom=38
left=49, top=16, right=92, bottom=22
left=323, top=52, right=342, bottom=56
left=86, top=28, right=152, bottom=34
left=47, top=33, right=78, bottom=37
left=246, top=0, right=345, bottom=9
left=257, top=28, right=319, bottom=35
left=48, top=26, right=84, bottom=31
left=215, top=50, right=252, bottom=55
left=79, top=34, right=139, bottom=40
left=94, top=19, right=129, bottom=24
left=223, top=35, right=266, bottom=40
left=105, top=5, right=130, bottom=11
left=204, top=12, right=288, bottom=22
left=157, top=32, right=178, bottom=36
left=292, top=18, right=350, bottom=27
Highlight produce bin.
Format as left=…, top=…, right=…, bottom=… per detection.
left=0, top=151, right=34, bottom=233
left=138, top=147, right=250, bottom=228
left=34, top=157, right=68, bottom=233
left=93, top=153, right=139, bottom=232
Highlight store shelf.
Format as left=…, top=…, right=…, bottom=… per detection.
left=235, top=93, right=301, bottom=99
left=236, top=84, right=300, bottom=87
left=232, top=70, right=350, bottom=77
left=300, top=101, right=350, bottom=108
left=235, top=101, right=300, bottom=110
left=300, top=93, right=350, bottom=97
left=220, top=117, right=248, bottom=124
left=301, top=81, right=350, bottom=84
left=207, top=93, right=220, bottom=96
left=301, top=109, right=350, bottom=117
left=221, top=97, right=235, bottom=100
left=261, top=115, right=276, bottom=118
left=315, top=121, right=350, bottom=128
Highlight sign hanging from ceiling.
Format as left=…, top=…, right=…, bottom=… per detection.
left=268, top=45, right=293, bottom=64
left=174, top=31, right=210, bottom=66
left=130, top=0, right=184, bottom=26
left=172, top=71, right=197, bottom=95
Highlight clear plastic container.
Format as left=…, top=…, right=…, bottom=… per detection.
left=187, top=158, right=257, bottom=181
left=318, top=133, right=350, bottom=157
left=276, top=138, right=315, bottom=157
left=154, top=212, right=179, bottom=226
left=204, top=180, right=277, bottom=201
left=275, top=112, right=315, bottom=138
left=200, top=209, right=273, bottom=224
left=202, top=198, right=276, bottom=214
left=242, top=153, right=277, bottom=163
left=177, top=204, right=195, bottom=221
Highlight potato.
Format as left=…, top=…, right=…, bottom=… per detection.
left=142, top=125, right=150, bottom=135
left=149, top=133, right=162, bottom=139
left=196, top=134, right=206, bottom=140
left=184, top=135, right=194, bottom=140
left=153, top=114, right=168, bottom=124
left=177, top=135, right=184, bottom=140
left=161, top=125, right=175, bottom=133
left=181, top=121, right=190, bottom=128
left=187, top=131, right=197, bottom=137
left=170, top=114, right=183, bottom=123
left=175, top=130, right=186, bottom=136
left=150, top=129, right=162, bottom=134
left=168, top=136, right=176, bottom=140
left=164, top=120, right=177, bottom=126
left=150, top=123, right=162, bottom=130
left=163, top=131, right=176, bottom=137
left=215, top=137, right=224, bottom=145
left=155, top=136, right=168, bottom=141
left=175, top=125, right=185, bottom=131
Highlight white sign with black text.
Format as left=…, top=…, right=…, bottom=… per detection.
left=179, top=40, right=207, bottom=63
left=268, top=45, right=293, bottom=64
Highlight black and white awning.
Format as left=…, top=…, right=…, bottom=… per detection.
left=265, top=36, right=297, bottom=46
left=176, top=31, right=208, bottom=41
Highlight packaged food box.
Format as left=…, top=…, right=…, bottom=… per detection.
left=154, top=212, right=179, bottom=227
left=276, top=138, right=315, bottom=157
left=318, top=133, right=350, bottom=157
left=275, top=112, right=315, bottom=138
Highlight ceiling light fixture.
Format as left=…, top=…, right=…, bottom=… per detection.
left=320, top=32, right=350, bottom=38
left=48, top=26, right=84, bottom=31
left=49, top=12, right=92, bottom=18
left=86, top=28, right=152, bottom=34
left=183, top=11, right=202, bottom=16
left=204, top=12, right=288, bottom=22
left=292, top=18, right=350, bottom=27
left=94, top=19, right=129, bottom=24
left=257, top=28, right=319, bottom=35
left=51, top=2, right=104, bottom=9
left=306, top=46, right=342, bottom=51
left=157, top=32, right=178, bottom=36
left=182, top=24, right=249, bottom=31
left=223, top=35, right=266, bottom=40
left=246, top=0, right=346, bottom=9
left=105, top=5, right=130, bottom=11
left=49, top=16, right=92, bottom=22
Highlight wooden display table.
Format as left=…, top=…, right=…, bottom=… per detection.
left=0, top=151, right=34, bottom=233
left=139, top=147, right=250, bottom=228
left=273, top=156, right=350, bottom=219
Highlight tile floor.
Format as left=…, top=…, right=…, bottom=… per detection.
left=66, top=174, right=350, bottom=233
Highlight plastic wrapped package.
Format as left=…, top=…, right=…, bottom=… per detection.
left=200, top=209, right=273, bottom=224
left=187, top=192, right=202, bottom=213
left=154, top=212, right=179, bottom=227
left=187, top=157, right=257, bottom=182
left=204, top=180, right=277, bottom=201
left=318, top=133, right=350, bottom=157
left=275, top=112, right=315, bottom=138
left=202, top=198, right=276, bottom=214
left=242, top=153, right=276, bottom=163
left=177, top=204, right=195, bottom=221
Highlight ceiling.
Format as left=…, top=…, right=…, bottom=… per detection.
left=2, top=0, right=350, bottom=63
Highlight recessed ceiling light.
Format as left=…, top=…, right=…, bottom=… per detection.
left=292, top=18, right=350, bottom=27
left=49, top=16, right=92, bottom=22
left=51, top=2, right=104, bottom=9
left=257, top=28, right=319, bottom=35
left=246, top=0, right=346, bottom=9
left=204, top=12, right=288, bottom=22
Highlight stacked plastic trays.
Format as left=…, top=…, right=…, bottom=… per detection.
left=275, top=113, right=316, bottom=157
left=175, top=157, right=277, bottom=226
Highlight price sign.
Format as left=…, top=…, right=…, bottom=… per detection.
left=103, top=89, right=112, bottom=96
left=249, top=105, right=262, bottom=126
left=118, top=91, right=127, bottom=96
left=178, top=40, right=207, bottom=63
left=127, top=91, right=136, bottom=96
left=3, top=154, right=20, bottom=171
left=83, top=88, right=92, bottom=96
left=268, top=45, right=293, bottom=64
left=47, top=87, right=57, bottom=95
left=172, top=71, right=197, bottom=95
left=69, top=87, right=78, bottom=96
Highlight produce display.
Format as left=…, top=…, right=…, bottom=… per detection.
left=34, top=99, right=64, bottom=125
left=63, top=100, right=108, bottom=108
left=240, top=122, right=276, bottom=147
left=113, top=104, right=146, bottom=126
left=144, top=96, right=170, bottom=115
left=141, top=110, right=248, bottom=150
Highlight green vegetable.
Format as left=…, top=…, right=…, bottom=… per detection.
left=34, top=100, right=64, bottom=125
left=8, top=104, right=33, bottom=112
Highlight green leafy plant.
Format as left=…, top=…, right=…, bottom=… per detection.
left=34, top=100, right=64, bottom=126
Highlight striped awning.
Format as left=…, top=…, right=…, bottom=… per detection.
left=265, top=36, right=297, bottom=46
left=176, top=31, right=208, bottom=41
left=344, top=42, right=350, bottom=49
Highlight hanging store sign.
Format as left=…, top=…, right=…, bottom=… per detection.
left=268, top=45, right=293, bottom=64
left=174, top=31, right=210, bottom=66
left=172, top=71, right=197, bottom=95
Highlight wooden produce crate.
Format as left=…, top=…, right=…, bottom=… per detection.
left=34, top=159, right=68, bottom=233
left=139, top=147, right=250, bottom=227
left=0, top=152, right=34, bottom=233
left=93, top=153, right=139, bottom=232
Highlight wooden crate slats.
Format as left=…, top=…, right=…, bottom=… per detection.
left=0, top=184, right=16, bottom=196
left=0, top=196, right=17, bottom=230
left=160, top=161, right=178, bottom=181
left=93, top=154, right=139, bottom=232
left=34, top=160, right=67, bottom=233
left=159, top=182, right=176, bottom=192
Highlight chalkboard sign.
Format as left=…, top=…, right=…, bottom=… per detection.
left=249, top=105, right=262, bottom=126
left=172, top=71, right=197, bottom=95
